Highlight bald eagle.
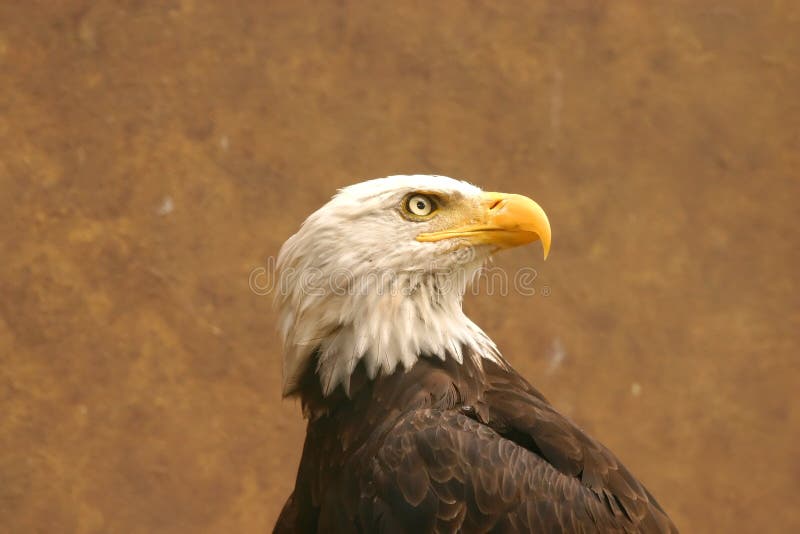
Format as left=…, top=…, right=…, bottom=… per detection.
left=274, top=175, right=676, bottom=533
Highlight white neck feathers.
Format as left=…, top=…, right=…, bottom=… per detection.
left=278, top=264, right=500, bottom=396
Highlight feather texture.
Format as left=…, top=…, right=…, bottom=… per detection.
left=274, top=352, right=677, bottom=533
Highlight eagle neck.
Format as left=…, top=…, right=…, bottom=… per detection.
left=282, top=264, right=503, bottom=399
left=311, top=268, right=502, bottom=397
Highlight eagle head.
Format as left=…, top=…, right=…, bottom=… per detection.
left=276, top=175, right=550, bottom=397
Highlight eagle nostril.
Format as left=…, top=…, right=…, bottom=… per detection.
left=489, top=199, right=503, bottom=210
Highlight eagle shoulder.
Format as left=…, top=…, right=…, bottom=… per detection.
left=356, top=361, right=677, bottom=533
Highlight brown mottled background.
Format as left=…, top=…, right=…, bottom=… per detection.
left=1, top=1, right=798, bottom=532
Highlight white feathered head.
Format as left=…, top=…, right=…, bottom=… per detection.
left=276, top=175, right=550, bottom=396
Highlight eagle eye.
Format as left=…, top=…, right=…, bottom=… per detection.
left=404, top=194, right=437, bottom=218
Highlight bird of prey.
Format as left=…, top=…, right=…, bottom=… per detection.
left=273, top=175, right=676, bottom=533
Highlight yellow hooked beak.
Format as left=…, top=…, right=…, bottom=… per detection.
left=415, top=192, right=551, bottom=259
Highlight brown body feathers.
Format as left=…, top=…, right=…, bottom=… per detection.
left=275, top=348, right=676, bottom=533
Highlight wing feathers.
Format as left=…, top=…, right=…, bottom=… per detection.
left=278, top=354, right=677, bottom=533
left=362, top=407, right=676, bottom=533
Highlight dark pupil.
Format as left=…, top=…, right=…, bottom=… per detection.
left=416, top=200, right=426, bottom=211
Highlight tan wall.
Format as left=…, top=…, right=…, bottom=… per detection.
left=1, top=2, right=798, bottom=532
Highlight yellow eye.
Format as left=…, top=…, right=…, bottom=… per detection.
left=406, top=194, right=436, bottom=217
